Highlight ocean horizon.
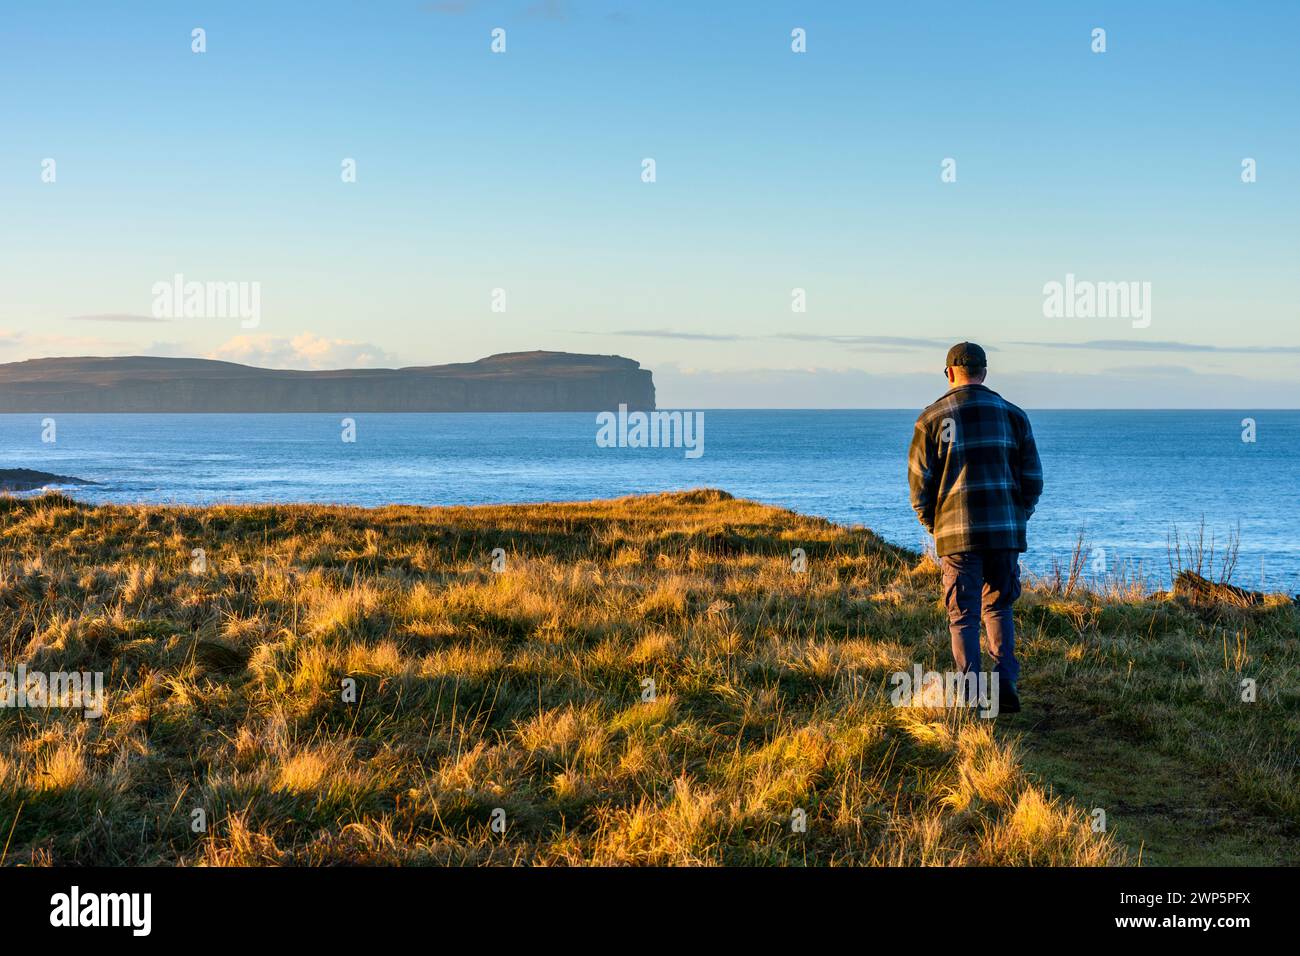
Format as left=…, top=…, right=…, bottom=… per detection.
left=4, top=409, right=1294, bottom=592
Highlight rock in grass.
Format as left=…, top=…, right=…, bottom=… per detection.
left=1173, top=571, right=1265, bottom=607
left=192, top=638, right=250, bottom=672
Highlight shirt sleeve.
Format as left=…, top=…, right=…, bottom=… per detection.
left=1017, top=416, right=1044, bottom=518
left=908, top=416, right=938, bottom=533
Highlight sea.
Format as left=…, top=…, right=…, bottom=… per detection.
left=2, top=410, right=1296, bottom=592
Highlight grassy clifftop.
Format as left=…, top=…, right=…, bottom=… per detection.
left=0, top=490, right=1295, bottom=865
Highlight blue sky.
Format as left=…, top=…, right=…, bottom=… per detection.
left=1, top=0, right=1297, bottom=406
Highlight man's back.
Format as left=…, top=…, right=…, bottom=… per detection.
left=908, top=383, right=1043, bottom=557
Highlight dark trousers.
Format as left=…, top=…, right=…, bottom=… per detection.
left=940, top=549, right=1021, bottom=683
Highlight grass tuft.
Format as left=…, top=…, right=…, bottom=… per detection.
left=0, top=490, right=1294, bottom=865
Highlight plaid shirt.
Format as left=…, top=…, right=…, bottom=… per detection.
left=908, top=384, right=1043, bottom=557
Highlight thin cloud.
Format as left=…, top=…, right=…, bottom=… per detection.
left=0, top=328, right=131, bottom=352
left=524, top=0, right=568, bottom=21
left=208, top=332, right=397, bottom=370
left=1102, top=364, right=1198, bottom=376
left=1014, top=339, right=1300, bottom=354
left=583, top=328, right=745, bottom=342
left=67, top=313, right=169, bottom=324
left=590, top=329, right=995, bottom=351
left=775, top=333, right=995, bottom=351
left=137, top=341, right=189, bottom=358
left=615, top=332, right=1300, bottom=355
left=420, top=1, right=476, bottom=14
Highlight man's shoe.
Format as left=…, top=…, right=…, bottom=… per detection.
left=998, top=677, right=1021, bottom=714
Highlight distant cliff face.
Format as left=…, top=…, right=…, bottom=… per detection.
left=0, top=351, right=656, bottom=413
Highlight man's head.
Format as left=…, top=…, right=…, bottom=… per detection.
left=944, top=341, right=987, bottom=387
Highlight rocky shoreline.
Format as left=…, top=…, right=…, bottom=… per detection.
left=0, top=469, right=94, bottom=492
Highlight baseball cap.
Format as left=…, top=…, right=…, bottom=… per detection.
left=945, top=342, right=987, bottom=368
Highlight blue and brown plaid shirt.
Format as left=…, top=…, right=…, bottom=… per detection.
left=908, top=384, right=1043, bottom=557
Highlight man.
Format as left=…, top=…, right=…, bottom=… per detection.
left=907, top=342, right=1042, bottom=713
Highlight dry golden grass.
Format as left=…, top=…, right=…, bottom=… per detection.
left=0, top=489, right=1294, bottom=866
